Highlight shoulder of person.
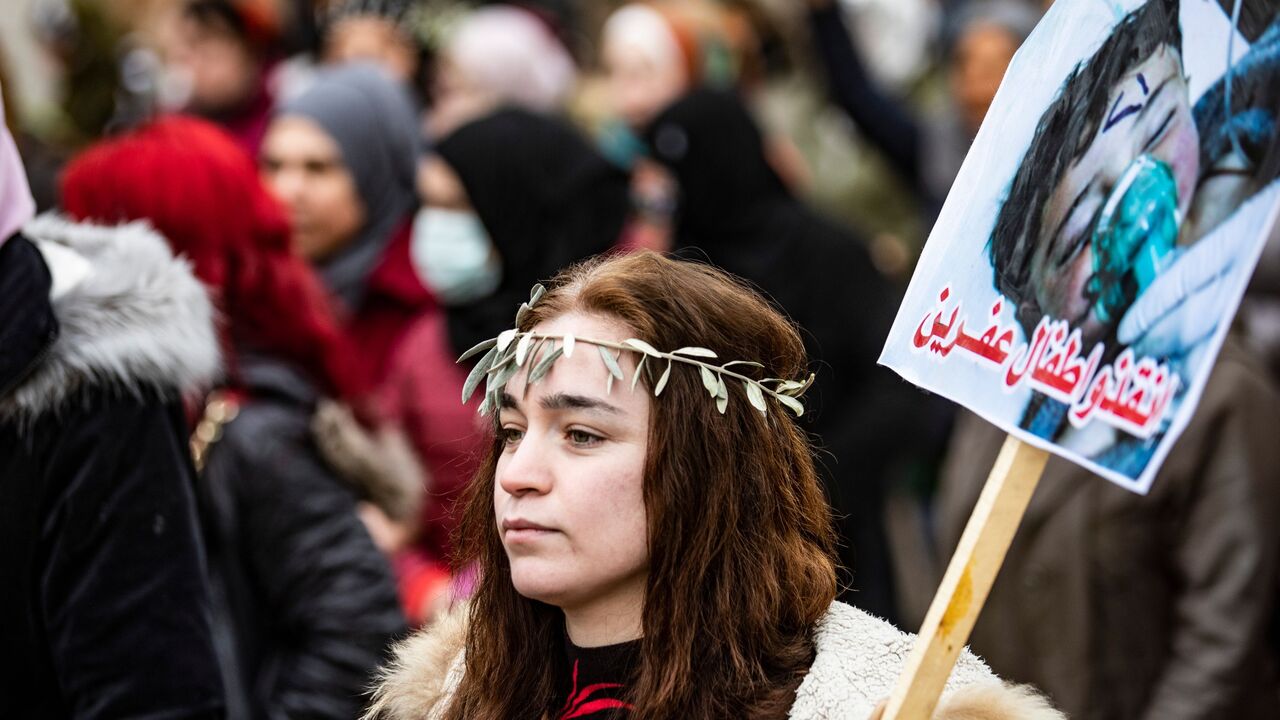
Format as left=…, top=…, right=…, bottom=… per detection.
left=363, top=601, right=1063, bottom=720
left=364, top=603, right=468, bottom=720
left=790, top=601, right=1064, bottom=720
left=1, top=214, right=218, bottom=422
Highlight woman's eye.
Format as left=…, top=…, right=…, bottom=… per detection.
left=567, top=429, right=603, bottom=447
left=499, top=427, right=524, bottom=446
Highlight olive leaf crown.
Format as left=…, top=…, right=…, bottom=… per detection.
left=457, top=284, right=815, bottom=418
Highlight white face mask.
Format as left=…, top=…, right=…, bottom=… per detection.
left=410, top=207, right=502, bottom=306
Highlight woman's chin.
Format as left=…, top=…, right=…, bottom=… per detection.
left=509, top=560, right=575, bottom=606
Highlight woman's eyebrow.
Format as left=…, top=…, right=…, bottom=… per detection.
left=539, top=393, right=623, bottom=415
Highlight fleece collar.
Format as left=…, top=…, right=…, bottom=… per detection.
left=0, top=214, right=220, bottom=421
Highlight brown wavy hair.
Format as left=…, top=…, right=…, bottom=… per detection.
left=444, top=251, right=838, bottom=719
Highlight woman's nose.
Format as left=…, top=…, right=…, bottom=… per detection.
left=497, top=429, right=554, bottom=497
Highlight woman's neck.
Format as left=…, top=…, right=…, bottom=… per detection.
left=562, top=591, right=644, bottom=648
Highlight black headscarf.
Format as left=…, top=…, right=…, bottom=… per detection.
left=642, top=88, right=893, bottom=356
left=644, top=87, right=914, bottom=621
left=643, top=89, right=790, bottom=258
left=435, top=107, right=629, bottom=354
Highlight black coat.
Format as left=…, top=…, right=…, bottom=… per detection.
left=0, top=229, right=226, bottom=718
left=199, top=357, right=407, bottom=720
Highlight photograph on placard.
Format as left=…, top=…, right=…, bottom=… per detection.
left=880, top=0, right=1280, bottom=493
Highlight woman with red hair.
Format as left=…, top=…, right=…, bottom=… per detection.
left=61, top=115, right=406, bottom=720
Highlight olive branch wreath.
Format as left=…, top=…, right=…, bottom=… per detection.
left=458, top=284, right=815, bottom=418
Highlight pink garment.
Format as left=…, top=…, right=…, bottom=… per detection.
left=0, top=92, right=35, bottom=246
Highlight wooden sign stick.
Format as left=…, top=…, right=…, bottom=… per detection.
left=882, top=435, right=1049, bottom=720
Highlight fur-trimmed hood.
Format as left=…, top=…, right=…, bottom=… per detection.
left=0, top=214, right=220, bottom=421
left=364, top=601, right=1065, bottom=720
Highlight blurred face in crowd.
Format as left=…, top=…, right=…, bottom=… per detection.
left=259, top=116, right=366, bottom=261
left=1028, top=45, right=1197, bottom=340
left=950, top=22, right=1020, bottom=134
left=495, top=312, right=650, bottom=641
left=427, top=54, right=498, bottom=141
left=160, top=10, right=259, bottom=114
left=324, top=15, right=419, bottom=84
left=418, top=154, right=470, bottom=210
left=603, top=30, right=689, bottom=129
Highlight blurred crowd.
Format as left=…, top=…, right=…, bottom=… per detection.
left=1, top=0, right=1278, bottom=718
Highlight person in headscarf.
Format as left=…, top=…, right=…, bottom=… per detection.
left=429, top=106, right=631, bottom=356
left=263, top=61, right=485, bottom=625
left=1, top=91, right=226, bottom=717
left=642, top=87, right=924, bottom=622
left=264, top=61, right=420, bottom=316
left=427, top=4, right=578, bottom=139
left=382, top=108, right=628, bottom=620
left=60, top=115, right=408, bottom=720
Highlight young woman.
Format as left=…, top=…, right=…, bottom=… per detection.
left=365, top=252, right=1063, bottom=719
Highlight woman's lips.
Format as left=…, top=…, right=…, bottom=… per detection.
left=502, top=518, right=557, bottom=541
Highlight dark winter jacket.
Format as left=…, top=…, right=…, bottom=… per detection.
left=199, top=354, right=407, bottom=719
left=0, top=218, right=226, bottom=719
left=937, top=341, right=1280, bottom=719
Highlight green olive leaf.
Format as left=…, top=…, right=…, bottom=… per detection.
left=496, top=328, right=517, bottom=352
left=777, top=394, right=805, bottom=417
left=631, top=355, right=647, bottom=392
left=654, top=359, right=673, bottom=396
left=623, top=338, right=661, bottom=357
left=672, top=347, right=718, bottom=358
left=515, top=302, right=531, bottom=327
left=522, top=338, right=548, bottom=396
left=745, top=381, right=767, bottom=415
left=462, top=346, right=498, bottom=403
left=487, top=360, right=519, bottom=395
left=563, top=333, right=576, bottom=358
left=528, top=346, right=564, bottom=384
left=529, top=283, right=546, bottom=305
left=457, top=337, right=498, bottom=363
left=716, top=393, right=728, bottom=414
left=599, top=345, right=624, bottom=379
left=721, top=360, right=765, bottom=370
left=515, top=333, right=534, bottom=366
left=699, top=366, right=719, bottom=396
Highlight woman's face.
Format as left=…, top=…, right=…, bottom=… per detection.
left=1029, top=45, right=1199, bottom=340
left=494, top=312, right=651, bottom=618
left=951, top=23, right=1020, bottom=134
left=259, top=116, right=366, bottom=261
left=604, top=36, right=688, bottom=130
left=160, top=11, right=259, bottom=114
left=417, top=154, right=471, bottom=210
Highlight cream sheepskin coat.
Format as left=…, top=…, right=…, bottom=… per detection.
left=365, top=601, right=1064, bottom=719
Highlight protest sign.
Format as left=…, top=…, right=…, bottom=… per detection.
left=879, top=0, right=1280, bottom=715
left=880, top=0, right=1280, bottom=495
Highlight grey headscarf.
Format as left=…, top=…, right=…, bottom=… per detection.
left=277, top=62, right=420, bottom=308
left=942, top=0, right=1041, bottom=55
